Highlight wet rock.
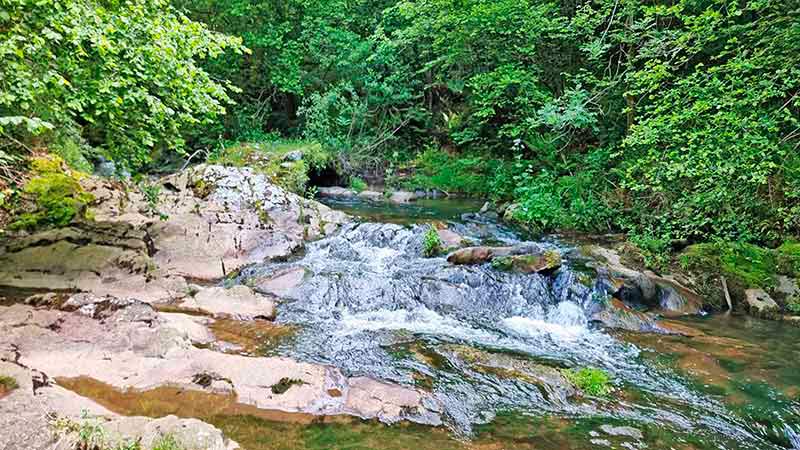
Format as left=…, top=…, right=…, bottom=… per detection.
left=446, top=245, right=555, bottom=270
left=317, top=186, right=356, bottom=198
left=590, top=299, right=665, bottom=333
left=436, top=228, right=464, bottom=250
left=253, top=267, right=307, bottom=297
left=358, top=190, right=384, bottom=201
left=744, top=288, right=780, bottom=319
left=491, top=251, right=562, bottom=274
left=180, top=286, right=276, bottom=320
left=599, top=424, right=644, bottom=440
left=585, top=245, right=703, bottom=316
left=447, top=246, right=496, bottom=265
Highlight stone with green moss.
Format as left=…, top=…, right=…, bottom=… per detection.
left=9, top=156, right=95, bottom=231
left=490, top=250, right=561, bottom=274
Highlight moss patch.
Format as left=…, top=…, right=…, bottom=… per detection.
left=270, top=377, right=305, bottom=395
left=9, top=155, right=94, bottom=231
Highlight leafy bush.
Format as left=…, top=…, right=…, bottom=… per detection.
left=1, top=0, right=246, bottom=171
left=511, top=150, right=617, bottom=234
left=422, top=227, right=444, bottom=257
left=405, top=147, right=510, bottom=195
left=0, top=375, right=18, bottom=393
left=562, top=367, right=612, bottom=397
left=349, top=177, right=368, bottom=193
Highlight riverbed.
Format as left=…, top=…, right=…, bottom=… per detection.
left=203, top=197, right=800, bottom=450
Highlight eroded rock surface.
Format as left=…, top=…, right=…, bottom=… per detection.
left=0, top=164, right=349, bottom=303
left=0, top=294, right=442, bottom=430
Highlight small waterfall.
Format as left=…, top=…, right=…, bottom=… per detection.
left=236, top=218, right=785, bottom=449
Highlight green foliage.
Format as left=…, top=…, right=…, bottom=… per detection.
left=405, top=147, right=510, bottom=195
left=348, top=177, right=367, bottom=194
left=679, top=242, right=779, bottom=290
left=180, top=0, right=799, bottom=248
left=10, top=156, right=95, bottom=231
left=152, top=435, right=184, bottom=450
left=1, top=0, right=245, bottom=170
left=511, top=148, right=617, bottom=233
left=422, top=227, right=443, bottom=258
left=208, top=140, right=332, bottom=194
left=0, top=374, right=18, bottom=392
left=562, top=367, right=612, bottom=397
left=787, top=297, right=800, bottom=315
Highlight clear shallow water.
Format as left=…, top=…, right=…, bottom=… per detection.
left=238, top=199, right=800, bottom=449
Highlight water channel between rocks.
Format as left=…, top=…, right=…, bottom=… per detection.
left=145, top=197, right=800, bottom=449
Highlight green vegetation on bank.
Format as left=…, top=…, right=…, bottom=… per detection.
left=2, top=0, right=798, bottom=253
left=0, top=374, right=18, bottom=394
left=51, top=413, right=186, bottom=450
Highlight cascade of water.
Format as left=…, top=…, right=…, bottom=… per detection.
left=236, top=217, right=783, bottom=449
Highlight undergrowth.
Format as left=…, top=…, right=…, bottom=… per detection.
left=562, top=367, right=612, bottom=397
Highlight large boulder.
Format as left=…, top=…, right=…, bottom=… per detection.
left=584, top=245, right=704, bottom=316
left=744, top=288, right=780, bottom=320
left=0, top=165, right=349, bottom=302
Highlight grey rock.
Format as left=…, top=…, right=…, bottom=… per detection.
left=283, top=150, right=304, bottom=162
left=744, top=288, right=780, bottom=319
left=600, top=424, right=644, bottom=440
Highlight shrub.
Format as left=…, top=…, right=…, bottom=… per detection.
left=422, top=227, right=443, bottom=257
left=0, top=375, right=18, bottom=393
left=562, top=367, right=612, bottom=397
left=349, top=177, right=368, bottom=193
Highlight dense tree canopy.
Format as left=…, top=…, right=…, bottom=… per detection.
left=3, top=0, right=799, bottom=247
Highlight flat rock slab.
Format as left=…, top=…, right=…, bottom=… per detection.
left=1, top=295, right=442, bottom=427
left=181, top=286, right=276, bottom=320
left=253, top=267, right=308, bottom=297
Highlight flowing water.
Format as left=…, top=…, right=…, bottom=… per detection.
left=229, top=198, right=800, bottom=450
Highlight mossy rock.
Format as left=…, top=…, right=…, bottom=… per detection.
left=9, top=155, right=94, bottom=231
left=677, top=241, right=800, bottom=311
left=491, top=250, right=562, bottom=274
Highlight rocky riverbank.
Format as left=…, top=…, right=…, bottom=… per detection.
left=0, top=162, right=443, bottom=450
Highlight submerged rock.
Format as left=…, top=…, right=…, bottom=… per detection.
left=599, top=424, right=644, bottom=440
left=443, top=344, right=577, bottom=405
